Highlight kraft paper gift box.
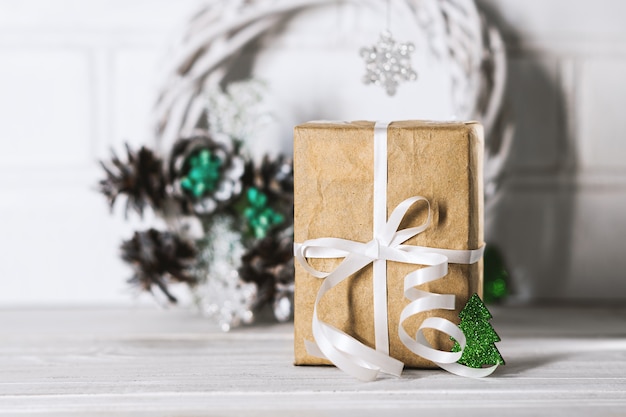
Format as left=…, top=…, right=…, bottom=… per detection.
left=293, top=120, right=484, bottom=368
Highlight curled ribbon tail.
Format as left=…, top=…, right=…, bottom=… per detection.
left=302, top=251, right=404, bottom=381
left=396, top=245, right=496, bottom=378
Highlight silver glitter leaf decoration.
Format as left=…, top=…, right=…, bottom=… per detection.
left=193, top=216, right=257, bottom=331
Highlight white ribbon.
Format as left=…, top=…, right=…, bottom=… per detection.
left=295, top=121, right=498, bottom=381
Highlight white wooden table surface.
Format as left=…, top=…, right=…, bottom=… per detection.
left=1, top=305, right=625, bottom=416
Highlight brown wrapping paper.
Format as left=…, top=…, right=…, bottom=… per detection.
left=293, top=120, right=484, bottom=368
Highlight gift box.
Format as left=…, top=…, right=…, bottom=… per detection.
left=293, top=120, right=484, bottom=369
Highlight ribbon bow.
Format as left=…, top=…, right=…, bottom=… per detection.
left=295, top=196, right=491, bottom=381
left=294, top=121, right=497, bottom=381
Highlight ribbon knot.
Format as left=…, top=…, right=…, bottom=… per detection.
left=364, top=239, right=380, bottom=260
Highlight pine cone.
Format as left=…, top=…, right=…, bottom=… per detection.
left=121, top=228, right=197, bottom=303
left=99, top=144, right=166, bottom=217
left=251, top=154, right=293, bottom=204
left=238, top=232, right=293, bottom=319
left=169, top=131, right=247, bottom=215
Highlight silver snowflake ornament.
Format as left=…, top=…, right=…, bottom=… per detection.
left=360, top=30, right=417, bottom=96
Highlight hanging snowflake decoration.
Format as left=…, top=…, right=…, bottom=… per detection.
left=360, top=30, right=417, bottom=96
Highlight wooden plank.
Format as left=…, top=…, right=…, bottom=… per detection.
left=0, top=306, right=624, bottom=415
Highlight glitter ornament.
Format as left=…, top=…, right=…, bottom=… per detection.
left=451, top=293, right=505, bottom=368
left=273, top=282, right=294, bottom=323
left=360, top=30, right=417, bottom=96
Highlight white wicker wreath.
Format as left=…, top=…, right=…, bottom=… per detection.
left=153, top=0, right=513, bottom=211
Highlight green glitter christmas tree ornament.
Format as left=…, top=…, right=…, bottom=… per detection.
left=483, top=245, right=509, bottom=303
left=243, top=187, right=285, bottom=239
left=180, top=149, right=222, bottom=198
left=451, top=293, right=505, bottom=368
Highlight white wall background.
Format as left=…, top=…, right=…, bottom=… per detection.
left=477, top=0, right=626, bottom=301
left=0, top=0, right=624, bottom=306
left=0, top=0, right=206, bottom=306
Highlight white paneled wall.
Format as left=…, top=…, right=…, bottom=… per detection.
left=478, top=0, right=626, bottom=300
left=0, top=0, right=205, bottom=306
left=0, top=0, right=624, bottom=305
